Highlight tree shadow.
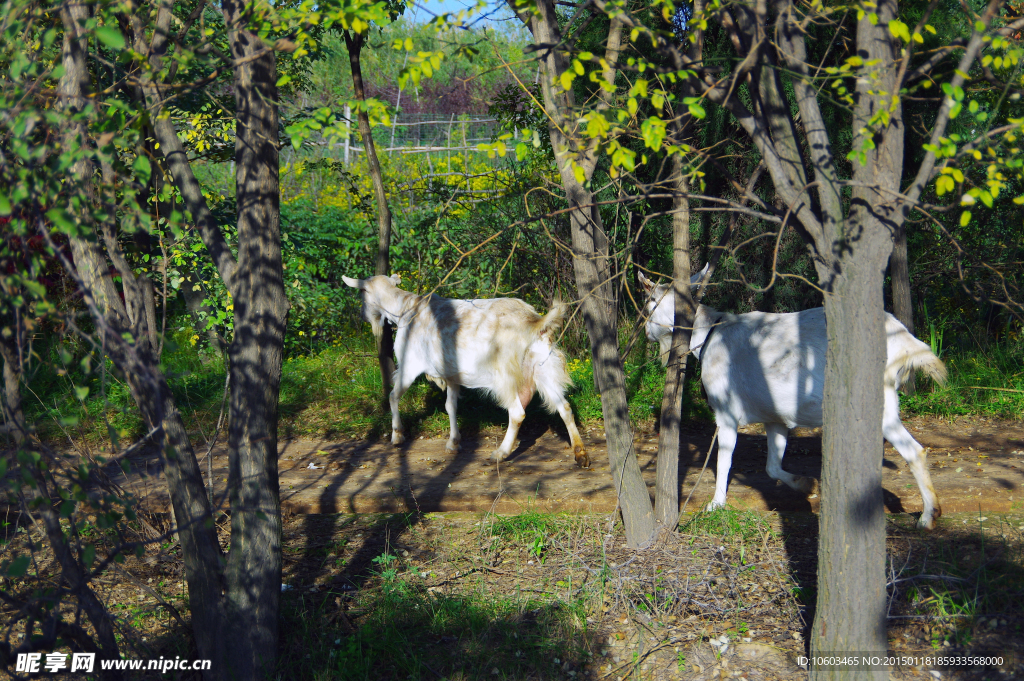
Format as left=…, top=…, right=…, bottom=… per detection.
left=280, top=286, right=601, bottom=674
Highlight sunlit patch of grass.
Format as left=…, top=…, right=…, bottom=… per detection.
left=486, top=509, right=564, bottom=542
left=567, top=351, right=712, bottom=430
left=678, top=507, right=776, bottom=544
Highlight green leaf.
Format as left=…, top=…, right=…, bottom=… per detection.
left=5, top=556, right=29, bottom=577
left=133, top=155, right=151, bottom=184
left=0, top=196, right=10, bottom=216
left=687, top=103, right=706, bottom=119
left=75, top=386, right=90, bottom=401
left=960, top=210, right=972, bottom=226
left=277, top=74, right=292, bottom=87
left=559, top=71, right=575, bottom=91
left=83, top=544, right=96, bottom=569
left=96, top=26, right=125, bottom=50
left=45, top=208, right=76, bottom=234
left=888, top=20, right=910, bottom=43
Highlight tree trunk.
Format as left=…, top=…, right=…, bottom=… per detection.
left=654, top=6, right=703, bottom=528
left=1, top=337, right=124, bottom=677
left=58, top=1, right=290, bottom=677
left=219, top=4, right=288, bottom=675
left=810, top=4, right=901, bottom=677
left=654, top=163, right=695, bottom=527
left=814, top=247, right=890, bottom=679
left=60, top=8, right=226, bottom=654
left=890, top=226, right=915, bottom=394
left=564, top=177, right=655, bottom=546
left=511, top=0, right=655, bottom=546
left=345, top=29, right=396, bottom=396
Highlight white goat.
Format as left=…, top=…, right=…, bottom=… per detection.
left=639, top=270, right=947, bottom=529
left=343, top=274, right=590, bottom=467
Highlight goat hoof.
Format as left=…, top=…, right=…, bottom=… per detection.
left=918, top=504, right=940, bottom=530
left=705, top=500, right=725, bottom=512
left=795, top=476, right=819, bottom=495
left=574, top=446, right=590, bottom=468
left=391, top=431, right=405, bottom=446
left=445, top=439, right=460, bottom=454
left=490, top=449, right=509, bottom=462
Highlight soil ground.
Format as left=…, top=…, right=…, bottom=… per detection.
left=57, top=507, right=1023, bottom=681
left=118, top=415, right=1024, bottom=520
left=25, top=415, right=1020, bottom=680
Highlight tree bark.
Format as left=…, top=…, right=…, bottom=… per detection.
left=890, top=227, right=915, bottom=394
left=654, top=162, right=695, bottom=527
left=57, top=0, right=290, bottom=676
left=220, top=1, right=288, bottom=674
left=63, top=4, right=231, bottom=674
left=1, top=336, right=124, bottom=677
left=653, top=0, right=705, bottom=528
left=510, top=0, right=655, bottom=546
left=345, top=29, right=396, bottom=396
left=809, top=3, right=903, bottom=677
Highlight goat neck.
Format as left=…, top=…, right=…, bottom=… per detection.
left=689, top=305, right=725, bottom=360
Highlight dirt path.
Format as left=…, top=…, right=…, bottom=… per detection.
left=120, top=415, right=1024, bottom=521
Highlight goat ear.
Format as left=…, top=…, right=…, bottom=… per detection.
left=638, top=271, right=657, bottom=294
left=389, top=273, right=402, bottom=286
left=341, top=276, right=364, bottom=289
left=689, top=262, right=710, bottom=288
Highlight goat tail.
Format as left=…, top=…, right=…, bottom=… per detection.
left=915, top=352, right=948, bottom=386
left=886, top=343, right=949, bottom=389
left=538, top=299, right=567, bottom=339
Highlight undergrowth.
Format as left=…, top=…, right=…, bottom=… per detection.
left=273, top=508, right=808, bottom=681
left=26, top=329, right=711, bottom=447
left=24, top=322, right=1019, bottom=451
left=901, top=340, right=1024, bottom=419
left=885, top=512, right=1024, bottom=654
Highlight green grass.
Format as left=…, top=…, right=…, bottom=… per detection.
left=26, top=325, right=709, bottom=446
left=277, top=545, right=594, bottom=680
left=901, top=340, right=1024, bottom=419
left=25, top=319, right=1020, bottom=451
left=886, top=512, right=1024, bottom=651
left=486, top=509, right=564, bottom=542
left=678, top=507, right=776, bottom=544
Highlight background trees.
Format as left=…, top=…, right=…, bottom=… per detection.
left=490, top=0, right=1024, bottom=668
